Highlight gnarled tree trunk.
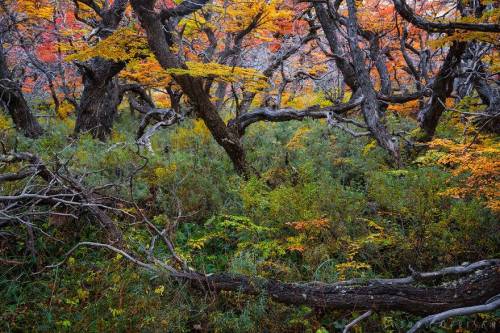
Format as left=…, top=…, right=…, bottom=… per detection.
left=73, top=0, right=129, bottom=140
left=0, top=36, right=43, bottom=138
left=131, top=0, right=248, bottom=176
left=313, top=2, right=359, bottom=95
left=74, top=59, right=124, bottom=140
left=418, top=42, right=467, bottom=140
left=345, top=0, right=400, bottom=163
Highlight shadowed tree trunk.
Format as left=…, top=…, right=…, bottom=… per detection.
left=473, top=74, right=500, bottom=133
left=313, top=2, right=359, bottom=96
left=418, top=42, right=467, bottom=140
left=73, top=0, right=128, bottom=140
left=74, top=60, right=124, bottom=139
left=0, top=35, right=43, bottom=138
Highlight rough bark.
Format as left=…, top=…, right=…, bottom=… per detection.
left=473, top=79, right=500, bottom=133
left=194, top=265, right=500, bottom=315
left=392, top=0, right=500, bottom=33
left=0, top=35, right=43, bottom=138
left=345, top=0, right=400, bottom=162
left=418, top=42, right=467, bottom=140
left=131, top=0, right=248, bottom=176
left=313, top=3, right=359, bottom=94
left=73, top=0, right=128, bottom=140
left=55, top=242, right=500, bottom=317
left=74, top=60, right=124, bottom=139
left=470, top=60, right=500, bottom=134
left=368, top=34, right=391, bottom=97
left=229, top=96, right=364, bottom=135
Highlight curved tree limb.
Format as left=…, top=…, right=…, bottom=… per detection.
left=345, top=0, right=400, bottom=163
left=45, top=241, right=500, bottom=316
left=392, top=0, right=500, bottom=33
left=343, top=310, right=373, bottom=333
left=160, top=0, right=211, bottom=21
left=407, top=296, right=500, bottom=333
left=230, top=95, right=364, bottom=135
left=418, top=41, right=468, bottom=140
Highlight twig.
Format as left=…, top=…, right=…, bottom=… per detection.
left=343, top=310, right=373, bottom=333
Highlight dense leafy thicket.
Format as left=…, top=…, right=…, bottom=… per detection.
left=1, top=109, right=498, bottom=332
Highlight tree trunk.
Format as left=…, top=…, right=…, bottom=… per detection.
left=0, top=37, right=43, bottom=138
left=471, top=60, right=500, bottom=134
left=313, top=3, right=359, bottom=95
left=131, top=0, right=249, bottom=176
left=418, top=42, right=467, bottom=140
left=193, top=264, right=500, bottom=315
left=345, top=0, right=400, bottom=163
left=74, top=59, right=124, bottom=140
left=474, top=77, right=500, bottom=133
left=73, top=0, right=129, bottom=140
left=176, top=75, right=248, bottom=175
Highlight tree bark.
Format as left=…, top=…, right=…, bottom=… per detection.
left=56, top=242, right=500, bottom=317
left=345, top=0, right=400, bottom=163
left=392, top=0, right=500, bottom=33
left=418, top=42, right=467, bottom=140
left=73, top=0, right=129, bottom=140
left=131, top=0, right=248, bottom=176
left=313, top=3, right=359, bottom=95
left=471, top=60, right=500, bottom=134
left=0, top=35, right=43, bottom=138
left=194, top=265, right=500, bottom=315
left=74, top=59, right=124, bottom=140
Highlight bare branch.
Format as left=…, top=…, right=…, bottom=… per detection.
left=160, top=0, right=211, bottom=21
left=343, top=310, right=373, bottom=333
left=392, top=0, right=500, bottom=32
left=392, top=0, right=500, bottom=33
left=231, top=95, right=364, bottom=135
left=407, top=297, right=500, bottom=333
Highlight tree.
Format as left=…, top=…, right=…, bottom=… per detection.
left=0, top=8, right=43, bottom=138
left=71, top=0, right=129, bottom=140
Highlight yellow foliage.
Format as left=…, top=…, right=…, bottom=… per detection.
left=211, top=0, right=292, bottom=37
left=65, top=27, right=149, bottom=63
left=153, top=285, right=165, bottom=296
left=0, top=114, right=12, bottom=130
left=336, top=219, right=393, bottom=279
left=171, top=119, right=211, bottom=149
left=154, top=164, right=178, bottom=180
left=167, top=62, right=268, bottom=92
left=362, top=140, right=377, bottom=156
left=121, top=57, right=172, bottom=88
left=286, top=126, right=311, bottom=150
left=335, top=261, right=371, bottom=279
left=284, top=90, right=332, bottom=109
left=429, top=137, right=500, bottom=213
left=16, top=0, right=54, bottom=20
left=57, top=101, right=74, bottom=119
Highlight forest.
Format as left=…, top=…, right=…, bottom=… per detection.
left=0, top=0, right=499, bottom=332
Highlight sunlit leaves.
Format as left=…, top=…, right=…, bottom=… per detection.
left=15, top=0, right=55, bottom=21
left=428, top=137, right=500, bottom=213
left=65, top=27, right=149, bottom=62
left=167, top=62, right=268, bottom=92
